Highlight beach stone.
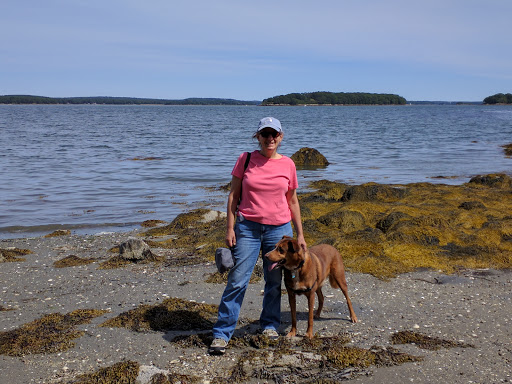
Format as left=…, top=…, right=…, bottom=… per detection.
left=200, top=210, right=226, bottom=223
left=469, top=173, right=512, bottom=189
left=137, top=366, right=172, bottom=384
left=290, top=147, right=329, bottom=166
left=119, top=238, right=154, bottom=261
left=342, top=183, right=407, bottom=202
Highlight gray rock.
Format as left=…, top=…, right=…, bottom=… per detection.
left=119, top=237, right=154, bottom=261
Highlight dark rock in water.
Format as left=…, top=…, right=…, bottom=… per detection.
left=458, top=201, right=486, bottom=210
left=469, top=173, right=512, bottom=189
left=342, top=183, right=407, bottom=202
left=119, top=238, right=154, bottom=261
left=317, top=209, right=365, bottom=234
left=290, top=147, right=329, bottom=166
left=502, top=143, right=512, bottom=157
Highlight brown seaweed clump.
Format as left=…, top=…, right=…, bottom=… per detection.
left=291, top=147, right=330, bottom=167
left=143, top=208, right=226, bottom=262
left=391, top=330, right=474, bottom=350
left=68, top=360, right=140, bottom=384
left=100, top=297, right=218, bottom=332
left=502, top=143, right=512, bottom=157
left=199, top=334, right=422, bottom=383
left=0, top=247, right=32, bottom=262
left=141, top=219, right=167, bottom=228
left=140, top=174, right=512, bottom=279
left=0, top=309, right=109, bottom=356
left=148, top=372, right=202, bottom=384
left=298, top=177, right=512, bottom=279
left=44, top=229, right=72, bottom=238
left=53, top=255, right=97, bottom=268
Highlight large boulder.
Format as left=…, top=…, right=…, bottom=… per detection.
left=290, top=147, right=329, bottom=166
left=119, top=238, right=154, bottom=261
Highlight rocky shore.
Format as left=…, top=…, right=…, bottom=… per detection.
left=1, top=176, right=511, bottom=383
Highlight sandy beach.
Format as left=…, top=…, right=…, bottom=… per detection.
left=1, top=228, right=511, bottom=383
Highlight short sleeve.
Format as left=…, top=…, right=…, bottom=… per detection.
left=231, top=152, right=249, bottom=179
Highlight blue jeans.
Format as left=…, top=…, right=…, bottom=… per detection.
left=212, top=217, right=293, bottom=341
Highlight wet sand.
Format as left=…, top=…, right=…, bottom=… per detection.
left=1, top=230, right=511, bottom=383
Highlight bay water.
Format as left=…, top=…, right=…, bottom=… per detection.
left=1, top=104, right=511, bottom=239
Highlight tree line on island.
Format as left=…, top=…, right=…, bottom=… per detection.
left=0, top=95, right=260, bottom=106
left=1, top=92, right=511, bottom=105
left=261, top=92, right=407, bottom=105
left=483, top=93, right=512, bottom=105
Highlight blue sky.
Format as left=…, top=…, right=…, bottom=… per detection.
left=1, top=0, right=511, bottom=101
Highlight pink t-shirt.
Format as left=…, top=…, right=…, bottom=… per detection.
left=232, top=150, right=298, bottom=225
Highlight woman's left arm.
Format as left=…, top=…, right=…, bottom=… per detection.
left=287, top=189, right=307, bottom=251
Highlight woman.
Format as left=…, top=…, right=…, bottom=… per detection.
left=209, top=117, right=307, bottom=355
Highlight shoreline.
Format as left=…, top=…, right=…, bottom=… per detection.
left=2, top=170, right=511, bottom=242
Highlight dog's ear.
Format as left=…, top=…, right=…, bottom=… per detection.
left=287, top=237, right=298, bottom=253
left=281, top=235, right=292, bottom=240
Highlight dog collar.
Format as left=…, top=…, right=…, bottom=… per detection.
left=290, top=260, right=305, bottom=279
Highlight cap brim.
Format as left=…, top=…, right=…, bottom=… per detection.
left=257, top=125, right=282, bottom=132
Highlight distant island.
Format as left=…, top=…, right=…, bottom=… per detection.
left=3, top=92, right=502, bottom=106
left=483, top=93, right=512, bottom=105
left=261, top=91, right=407, bottom=106
left=0, top=95, right=260, bottom=106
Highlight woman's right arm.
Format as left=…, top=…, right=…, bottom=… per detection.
left=226, top=175, right=242, bottom=247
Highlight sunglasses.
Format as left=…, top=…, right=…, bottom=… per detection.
left=259, top=130, right=280, bottom=138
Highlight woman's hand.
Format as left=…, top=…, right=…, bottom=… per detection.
left=226, top=227, right=236, bottom=248
left=297, top=233, right=307, bottom=252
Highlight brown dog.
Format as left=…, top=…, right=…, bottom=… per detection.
left=266, top=236, right=358, bottom=339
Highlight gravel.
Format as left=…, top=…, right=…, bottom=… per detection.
left=1, top=231, right=511, bottom=383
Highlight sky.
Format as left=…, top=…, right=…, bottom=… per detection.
left=1, top=0, right=511, bottom=102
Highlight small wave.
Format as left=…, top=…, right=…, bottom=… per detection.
left=0, top=222, right=141, bottom=240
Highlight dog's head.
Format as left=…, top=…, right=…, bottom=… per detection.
left=265, top=236, right=305, bottom=271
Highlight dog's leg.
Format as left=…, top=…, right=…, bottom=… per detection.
left=305, top=291, right=316, bottom=339
left=286, top=288, right=298, bottom=337
left=342, top=288, right=358, bottom=323
left=314, top=287, right=324, bottom=319
left=336, top=278, right=358, bottom=323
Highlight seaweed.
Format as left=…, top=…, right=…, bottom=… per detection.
left=44, top=229, right=72, bottom=238
left=100, top=297, right=218, bottom=332
left=137, top=175, right=512, bottom=279
left=54, top=255, right=97, bottom=268
left=69, top=360, right=140, bottom=384
left=0, top=309, right=109, bottom=356
left=391, top=330, right=474, bottom=350
left=0, top=247, right=32, bottom=262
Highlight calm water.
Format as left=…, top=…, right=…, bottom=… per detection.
left=1, top=104, right=511, bottom=239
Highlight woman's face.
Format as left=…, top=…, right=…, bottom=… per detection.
left=257, top=128, right=282, bottom=152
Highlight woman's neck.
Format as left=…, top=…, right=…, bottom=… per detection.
left=259, top=149, right=281, bottom=159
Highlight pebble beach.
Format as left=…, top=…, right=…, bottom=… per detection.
left=1, top=228, right=511, bottom=383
